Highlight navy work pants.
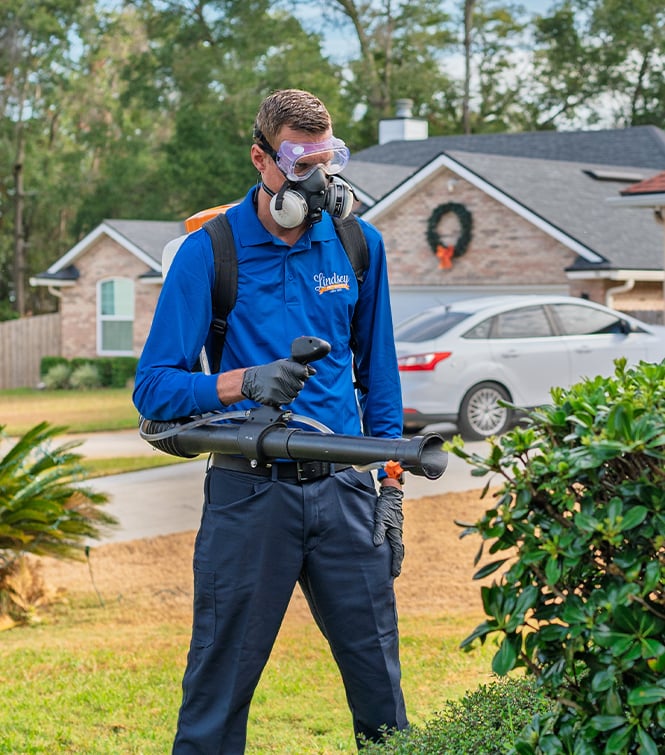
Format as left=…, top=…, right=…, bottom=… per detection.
left=172, top=464, right=408, bottom=753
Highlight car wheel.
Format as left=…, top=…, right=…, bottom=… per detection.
left=458, top=382, right=512, bottom=440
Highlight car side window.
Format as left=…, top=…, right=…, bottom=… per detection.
left=551, top=304, right=629, bottom=335
left=394, top=310, right=470, bottom=342
left=492, top=306, right=553, bottom=338
left=464, top=318, right=492, bottom=339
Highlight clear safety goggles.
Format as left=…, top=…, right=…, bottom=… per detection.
left=272, top=137, right=350, bottom=182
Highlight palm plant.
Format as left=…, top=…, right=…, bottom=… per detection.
left=0, top=421, right=117, bottom=622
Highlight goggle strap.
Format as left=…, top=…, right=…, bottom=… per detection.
left=253, top=126, right=278, bottom=161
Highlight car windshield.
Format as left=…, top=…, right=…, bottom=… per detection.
left=394, top=309, right=470, bottom=342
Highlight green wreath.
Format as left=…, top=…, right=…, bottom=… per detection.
left=426, top=202, right=473, bottom=269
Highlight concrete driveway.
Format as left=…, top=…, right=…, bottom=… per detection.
left=77, top=426, right=495, bottom=545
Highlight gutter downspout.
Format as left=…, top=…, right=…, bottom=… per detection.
left=605, top=279, right=635, bottom=310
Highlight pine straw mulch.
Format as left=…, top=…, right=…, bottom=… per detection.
left=31, top=488, right=499, bottom=627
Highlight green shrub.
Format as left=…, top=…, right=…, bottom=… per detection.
left=69, top=363, right=101, bottom=390
left=93, top=358, right=114, bottom=386
left=108, top=356, right=138, bottom=388
left=447, top=359, right=665, bottom=754
left=69, top=357, right=96, bottom=372
left=42, top=363, right=71, bottom=390
left=40, top=355, right=69, bottom=377
left=39, top=356, right=139, bottom=388
left=0, top=301, right=19, bottom=321
left=360, top=677, right=553, bottom=754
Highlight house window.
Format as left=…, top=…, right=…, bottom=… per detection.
left=98, top=278, right=134, bottom=355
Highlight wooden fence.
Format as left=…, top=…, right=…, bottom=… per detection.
left=0, top=313, right=61, bottom=390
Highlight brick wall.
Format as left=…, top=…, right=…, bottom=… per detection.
left=375, top=169, right=577, bottom=288
left=134, top=278, right=161, bottom=357
left=60, top=238, right=160, bottom=359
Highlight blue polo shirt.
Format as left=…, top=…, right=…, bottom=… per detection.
left=133, top=187, right=402, bottom=439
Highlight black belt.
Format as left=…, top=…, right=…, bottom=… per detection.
left=210, top=454, right=350, bottom=482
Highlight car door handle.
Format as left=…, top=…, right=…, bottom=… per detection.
left=574, top=346, right=593, bottom=354
left=499, top=350, right=520, bottom=358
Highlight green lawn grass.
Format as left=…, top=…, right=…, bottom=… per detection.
left=0, top=601, right=494, bottom=754
left=0, top=388, right=496, bottom=753
left=0, top=387, right=138, bottom=436
left=1, top=387, right=189, bottom=477
left=83, top=455, right=195, bottom=478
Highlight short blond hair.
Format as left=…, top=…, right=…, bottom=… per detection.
left=253, top=89, right=332, bottom=147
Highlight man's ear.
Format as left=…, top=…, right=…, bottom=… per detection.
left=250, top=143, right=268, bottom=173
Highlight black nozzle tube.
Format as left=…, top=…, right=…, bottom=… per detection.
left=141, top=420, right=447, bottom=479
left=270, top=430, right=447, bottom=479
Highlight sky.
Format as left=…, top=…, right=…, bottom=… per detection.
left=313, top=0, right=558, bottom=62
left=520, top=0, right=552, bottom=11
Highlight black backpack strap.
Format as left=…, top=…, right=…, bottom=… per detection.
left=333, top=215, right=370, bottom=394
left=202, top=213, right=237, bottom=373
left=333, top=215, right=369, bottom=288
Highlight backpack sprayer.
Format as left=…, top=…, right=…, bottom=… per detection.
left=139, top=206, right=447, bottom=481
left=139, top=336, right=447, bottom=480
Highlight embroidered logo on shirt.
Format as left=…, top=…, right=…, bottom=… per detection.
left=313, top=272, right=350, bottom=294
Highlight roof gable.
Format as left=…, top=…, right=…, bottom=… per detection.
left=358, top=146, right=663, bottom=272
left=46, top=219, right=183, bottom=275
left=362, top=152, right=614, bottom=264
left=446, top=152, right=661, bottom=270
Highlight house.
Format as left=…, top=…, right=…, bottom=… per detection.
left=31, top=117, right=665, bottom=361
left=31, top=219, right=182, bottom=359
left=344, top=117, right=665, bottom=322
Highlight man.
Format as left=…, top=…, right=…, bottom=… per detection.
left=133, top=88, right=407, bottom=753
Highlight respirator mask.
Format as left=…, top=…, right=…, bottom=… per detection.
left=265, top=169, right=355, bottom=228
left=255, top=130, right=356, bottom=228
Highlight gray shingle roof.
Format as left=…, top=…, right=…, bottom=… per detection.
left=342, top=161, right=414, bottom=203
left=354, top=125, right=665, bottom=175
left=445, top=151, right=662, bottom=270
left=104, top=219, right=184, bottom=264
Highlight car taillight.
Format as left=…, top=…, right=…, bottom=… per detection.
left=397, top=352, right=452, bottom=371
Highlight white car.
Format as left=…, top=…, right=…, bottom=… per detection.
left=395, top=295, right=665, bottom=440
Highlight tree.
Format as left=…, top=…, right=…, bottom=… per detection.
left=462, top=0, right=476, bottom=134
left=586, top=0, right=665, bottom=126
left=290, top=0, right=457, bottom=145
left=0, top=0, right=90, bottom=315
left=0, top=422, right=116, bottom=624
left=0, top=0, right=156, bottom=313
left=123, top=0, right=345, bottom=216
left=530, top=0, right=665, bottom=129
left=462, top=0, right=532, bottom=133
left=69, top=3, right=179, bottom=232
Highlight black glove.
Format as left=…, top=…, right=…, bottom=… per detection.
left=373, top=485, right=405, bottom=577
left=241, top=359, right=315, bottom=406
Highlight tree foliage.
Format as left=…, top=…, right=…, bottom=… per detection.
left=120, top=0, right=345, bottom=217
left=0, top=0, right=95, bottom=314
left=0, top=0, right=663, bottom=318
left=449, top=359, right=665, bottom=753
left=530, top=0, right=665, bottom=128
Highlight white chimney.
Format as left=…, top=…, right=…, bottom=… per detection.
left=378, top=99, right=428, bottom=145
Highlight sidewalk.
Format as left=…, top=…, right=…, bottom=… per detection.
left=61, top=428, right=156, bottom=458
left=2, top=426, right=491, bottom=543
